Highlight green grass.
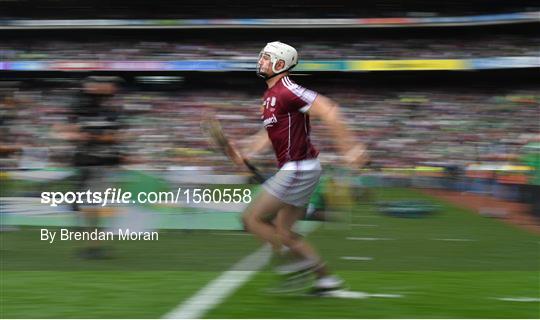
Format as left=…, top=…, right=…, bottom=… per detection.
left=1, top=230, right=259, bottom=318
left=206, top=188, right=539, bottom=318
left=1, top=187, right=539, bottom=318
left=311, top=188, right=539, bottom=271
left=1, top=271, right=218, bottom=318
left=207, top=271, right=539, bottom=318
left=1, top=230, right=259, bottom=271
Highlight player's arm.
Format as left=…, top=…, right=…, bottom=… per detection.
left=228, top=129, right=271, bottom=166
left=239, top=128, right=271, bottom=161
left=307, top=94, right=368, bottom=167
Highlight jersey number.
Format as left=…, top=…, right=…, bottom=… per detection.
left=264, top=96, right=277, bottom=109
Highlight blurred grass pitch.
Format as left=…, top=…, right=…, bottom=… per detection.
left=1, top=188, right=539, bottom=318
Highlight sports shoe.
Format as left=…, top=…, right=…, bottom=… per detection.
left=313, top=275, right=344, bottom=291
left=274, top=258, right=320, bottom=275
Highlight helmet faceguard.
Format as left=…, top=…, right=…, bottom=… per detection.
left=257, top=41, right=298, bottom=80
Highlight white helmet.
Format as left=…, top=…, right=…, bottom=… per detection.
left=258, top=41, right=298, bottom=78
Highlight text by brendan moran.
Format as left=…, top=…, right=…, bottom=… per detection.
left=41, top=228, right=159, bottom=243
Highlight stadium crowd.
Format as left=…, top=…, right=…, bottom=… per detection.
left=2, top=36, right=539, bottom=61
left=1, top=83, right=538, bottom=173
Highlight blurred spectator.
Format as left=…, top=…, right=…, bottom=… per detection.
left=1, top=36, right=539, bottom=61
left=1, top=81, right=538, bottom=173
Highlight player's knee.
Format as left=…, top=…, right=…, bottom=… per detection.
left=241, top=214, right=251, bottom=231
left=242, top=211, right=260, bottom=232
left=276, top=228, right=297, bottom=246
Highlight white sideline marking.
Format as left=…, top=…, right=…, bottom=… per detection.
left=318, top=290, right=402, bottom=299
left=162, top=245, right=272, bottom=319
left=341, top=256, right=374, bottom=261
left=370, top=293, right=403, bottom=298
left=496, top=297, right=540, bottom=302
left=347, top=237, right=394, bottom=241
left=431, top=238, right=476, bottom=242
left=350, top=224, right=378, bottom=227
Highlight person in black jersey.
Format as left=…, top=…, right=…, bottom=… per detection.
left=70, top=76, right=123, bottom=259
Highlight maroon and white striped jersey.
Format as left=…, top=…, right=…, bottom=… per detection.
left=261, top=76, right=319, bottom=168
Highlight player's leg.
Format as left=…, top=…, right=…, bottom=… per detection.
left=274, top=205, right=319, bottom=261
left=274, top=204, right=343, bottom=292
left=75, top=167, right=109, bottom=259
left=242, top=189, right=288, bottom=251
left=273, top=205, right=329, bottom=276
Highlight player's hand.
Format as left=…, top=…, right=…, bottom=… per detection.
left=343, top=144, right=369, bottom=169
left=226, top=141, right=245, bottom=166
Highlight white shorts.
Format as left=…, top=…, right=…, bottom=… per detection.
left=262, top=159, right=322, bottom=207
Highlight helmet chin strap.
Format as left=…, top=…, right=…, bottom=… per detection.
left=257, top=70, right=282, bottom=80
left=257, top=64, right=296, bottom=80
left=256, top=70, right=270, bottom=79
